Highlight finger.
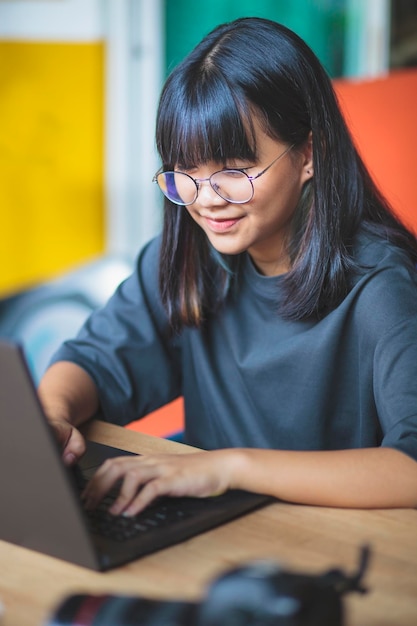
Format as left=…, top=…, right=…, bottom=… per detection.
left=121, top=478, right=168, bottom=516
left=49, top=420, right=86, bottom=465
left=49, top=419, right=72, bottom=448
left=108, top=466, right=150, bottom=515
left=108, top=458, right=172, bottom=514
left=83, top=457, right=142, bottom=509
left=117, top=454, right=226, bottom=515
left=82, top=459, right=125, bottom=508
left=63, top=428, right=86, bottom=465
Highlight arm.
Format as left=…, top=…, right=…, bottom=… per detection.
left=38, top=361, right=100, bottom=464
left=82, top=444, right=417, bottom=515
left=232, top=445, right=417, bottom=508
left=37, top=237, right=179, bottom=461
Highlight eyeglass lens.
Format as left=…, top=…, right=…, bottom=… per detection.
left=156, top=170, right=253, bottom=205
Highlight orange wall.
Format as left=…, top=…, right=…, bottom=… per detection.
left=126, top=397, right=184, bottom=438
left=334, top=68, right=417, bottom=235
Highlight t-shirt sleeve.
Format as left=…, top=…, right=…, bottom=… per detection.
left=375, top=317, right=417, bottom=461
left=361, top=255, right=417, bottom=462
left=49, top=236, right=182, bottom=425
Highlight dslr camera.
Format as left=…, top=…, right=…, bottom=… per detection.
left=48, top=546, right=370, bottom=626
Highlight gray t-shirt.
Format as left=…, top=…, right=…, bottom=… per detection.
left=51, top=232, right=417, bottom=461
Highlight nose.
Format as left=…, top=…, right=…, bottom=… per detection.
left=195, top=179, right=228, bottom=208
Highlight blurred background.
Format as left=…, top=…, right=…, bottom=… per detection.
left=0, top=1, right=416, bottom=431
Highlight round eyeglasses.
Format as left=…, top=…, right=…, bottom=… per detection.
left=153, top=144, right=294, bottom=206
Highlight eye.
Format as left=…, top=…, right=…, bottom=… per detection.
left=175, top=163, right=197, bottom=174
left=222, top=169, right=248, bottom=179
left=224, top=162, right=256, bottom=172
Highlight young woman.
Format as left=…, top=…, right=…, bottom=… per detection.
left=39, top=17, right=417, bottom=514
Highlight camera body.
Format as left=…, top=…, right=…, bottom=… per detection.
left=48, top=549, right=370, bottom=626
left=198, top=561, right=343, bottom=626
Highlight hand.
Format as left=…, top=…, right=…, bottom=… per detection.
left=49, top=419, right=86, bottom=465
left=82, top=449, right=242, bottom=516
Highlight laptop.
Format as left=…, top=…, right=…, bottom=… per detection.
left=0, top=340, right=272, bottom=571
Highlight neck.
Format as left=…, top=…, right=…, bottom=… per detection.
left=249, top=252, right=290, bottom=277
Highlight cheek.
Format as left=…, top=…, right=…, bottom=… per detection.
left=256, top=176, right=303, bottom=218
left=184, top=205, right=207, bottom=231
left=185, top=206, right=197, bottom=221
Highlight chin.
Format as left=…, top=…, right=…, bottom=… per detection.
left=203, top=234, right=245, bottom=256
left=209, top=242, right=247, bottom=256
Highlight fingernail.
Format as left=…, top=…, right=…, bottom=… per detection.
left=64, top=452, right=76, bottom=466
left=109, top=505, right=121, bottom=516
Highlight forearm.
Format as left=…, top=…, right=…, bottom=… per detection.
left=38, top=361, right=100, bottom=426
left=229, top=446, right=417, bottom=509
left=81, top=441, right=417, bottom=515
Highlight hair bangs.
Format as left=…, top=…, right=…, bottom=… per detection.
left=156, top=70, right=257, bottom=169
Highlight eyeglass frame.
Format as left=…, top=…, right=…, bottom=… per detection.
left=152, top=143, right=295, bottom=206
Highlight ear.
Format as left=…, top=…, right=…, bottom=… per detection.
left=300, top=131, right=313, bottom=184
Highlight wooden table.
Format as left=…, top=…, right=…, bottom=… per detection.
left=1, top=421, right=416, bottom=626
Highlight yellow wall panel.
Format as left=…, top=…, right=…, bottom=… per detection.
left=0, top=41, right=105, bottom=295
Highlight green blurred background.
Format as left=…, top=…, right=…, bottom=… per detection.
left=165, top=0, right=347, bottom=77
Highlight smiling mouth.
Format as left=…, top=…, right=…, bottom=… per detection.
left=203, top=216, right=243, bottom=232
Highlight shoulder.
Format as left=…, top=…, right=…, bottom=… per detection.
left=353, top=229, right=416, bottom=272
left=120, top=235, right=163, bottom=296
left=136, top=234, right=162, bottom=276
left=105, top=234, right=165, bottom=317
left=134, top=234, right=172, bottom=326
left=348, top=230, right=417, bottom=333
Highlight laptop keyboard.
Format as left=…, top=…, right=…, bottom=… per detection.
left=73, top=469, right=199, bottom=542
left=71, top=456, right=266, bottom=546
left=84, top=495, right=193, bottom=542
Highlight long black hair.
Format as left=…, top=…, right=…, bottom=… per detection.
left=156, top=17, right=417, bottom=331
